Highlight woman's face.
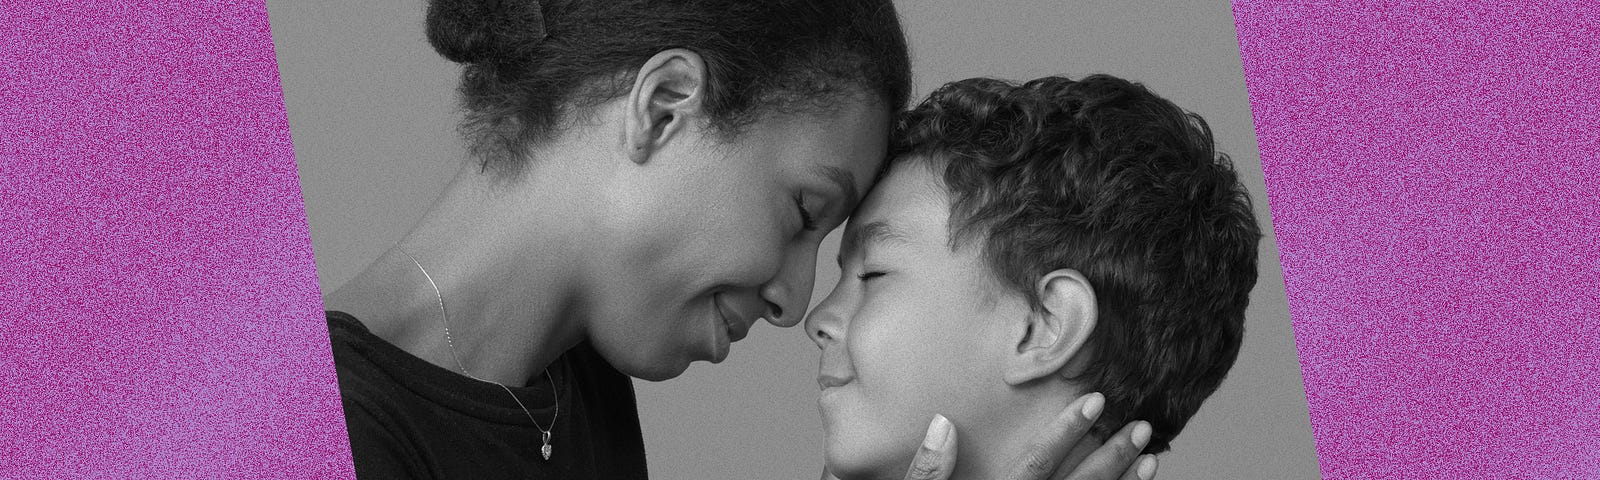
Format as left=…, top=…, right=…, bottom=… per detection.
left=586, top=98, right=888, bottom=381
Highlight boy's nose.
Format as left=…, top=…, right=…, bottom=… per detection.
left=805, top=296, right=845, bottom=349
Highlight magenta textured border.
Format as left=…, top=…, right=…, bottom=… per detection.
left=6, top=0, right=1600, bottom=478
left=1, top=1, right=355, bottom=478
left=1234, top=1, right=1600, bottom=478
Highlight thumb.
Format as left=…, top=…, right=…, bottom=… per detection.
left=903, top=414, right=958, bottom=480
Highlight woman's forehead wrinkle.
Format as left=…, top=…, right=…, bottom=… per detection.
left=813, top=164, right=861, bottom=208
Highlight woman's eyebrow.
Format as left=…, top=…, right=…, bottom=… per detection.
left=812, top=165, right=860, bottom=208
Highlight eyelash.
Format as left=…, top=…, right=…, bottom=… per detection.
left=857, top=271, right=885, bottom=281
left=794, top=195, right=818, bottom=231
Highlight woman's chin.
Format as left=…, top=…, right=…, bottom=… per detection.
left=615, top=355, right=692, bottom=382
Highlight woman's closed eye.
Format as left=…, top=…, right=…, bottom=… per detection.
left=794, top=194, right=818, bottom=232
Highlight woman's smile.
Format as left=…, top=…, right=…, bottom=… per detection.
left=709, top=308, right=731, bottom=363
left=709, top=293, right=763, bottom=363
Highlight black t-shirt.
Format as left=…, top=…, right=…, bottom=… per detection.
left=328, top=311, right=648, bottom=479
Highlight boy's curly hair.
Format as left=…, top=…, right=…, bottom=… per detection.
left=891, top=75, right=1261, bottom=453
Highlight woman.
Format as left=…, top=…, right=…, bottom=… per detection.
left=324, top=1, right=1153, bottom=478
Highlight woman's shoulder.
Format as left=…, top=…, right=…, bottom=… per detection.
left=324, top=311, right=411, bottom=408
left=322, top=312, right=434, bottom=478
left=325, top=311, right=395, bottom=386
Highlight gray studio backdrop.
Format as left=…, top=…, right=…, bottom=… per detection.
left=268, top=1, right=1320, bottom=478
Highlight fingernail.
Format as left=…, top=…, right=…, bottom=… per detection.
left=1080, top=392, right=1104, bottom=420
left=1136, top=454, right=1157, bottom=480
left=1131, top=421, right=1152, bottom=450
left=922, top=414, right=952, bottom=450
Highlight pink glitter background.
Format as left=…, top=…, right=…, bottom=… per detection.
left=1, top=1, right=354, bottom=478
left=1234, top=1, right=1600, bottom=478
left=4, top=0, right=1598, bottom=478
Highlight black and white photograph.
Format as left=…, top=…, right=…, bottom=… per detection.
left=268, top=1, right=1319, bottom=478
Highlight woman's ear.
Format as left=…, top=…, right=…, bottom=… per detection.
left=1003, top=269, right=1097, bottom=386
left=623, top=48, right=707, bottom=165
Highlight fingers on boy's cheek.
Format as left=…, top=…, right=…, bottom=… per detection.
left=1132, top=455, right=1157, bottom=480
left=905, top=451, right=944, bottom=480
left=1015, top=443, right=1056, bottom=478
left=1113, top=441, right=1141, bottom=467
left=1127, top=421, right=1153, bottom=455
left=1111, top=423, right=1149, bottom=461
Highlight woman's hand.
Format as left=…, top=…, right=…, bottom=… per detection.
left=900, top=393, right=1158, bottom=480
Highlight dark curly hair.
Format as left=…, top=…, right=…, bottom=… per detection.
left=891, top=75, right=1261, bottom=454
left=426, top=0, right=912, bottom=174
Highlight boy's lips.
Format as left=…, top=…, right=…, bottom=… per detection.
left=818, top=373, right=853, bottom=390
left=817, top=345, right=855, bottom=391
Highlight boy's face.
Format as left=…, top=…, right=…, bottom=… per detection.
left=806, top=159, right=1031, bottom=479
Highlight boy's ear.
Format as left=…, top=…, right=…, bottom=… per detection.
left=623, top=48, right=707, bottom=165
left=1003, top=269, right=1097, bottom=386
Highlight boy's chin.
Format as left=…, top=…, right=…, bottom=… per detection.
left=823, top=435, right=911, bottom=480
left=822, top=457, right=888, bottom=480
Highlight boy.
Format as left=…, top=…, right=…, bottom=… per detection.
left=806, top=75, right=1261, bottom=480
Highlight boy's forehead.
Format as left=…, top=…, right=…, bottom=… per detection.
left=843, top=161, right=951, bottom=253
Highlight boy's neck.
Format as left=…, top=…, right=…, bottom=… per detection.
left=948, top=388, right=1103, bottom=480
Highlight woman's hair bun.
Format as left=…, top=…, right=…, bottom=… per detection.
left=426, top=0, right=548, bottom=65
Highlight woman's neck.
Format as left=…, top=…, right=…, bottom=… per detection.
left=325, top=157, right=603, bottom=386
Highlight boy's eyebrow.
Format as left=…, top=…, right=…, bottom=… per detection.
left=812, top=165, right=860, bottom=209
left=841, top=219, right=911, bottom=262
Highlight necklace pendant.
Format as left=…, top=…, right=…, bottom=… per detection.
left=541, top=443, right=552, bottom=460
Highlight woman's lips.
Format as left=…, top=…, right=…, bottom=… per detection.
left=703, top=292, right=775, bottom=364
left=708, top=294, right=756, bottom=363
left=715, top=294, right=756, bottom=343
left=709, top=310, right=730, bottom=363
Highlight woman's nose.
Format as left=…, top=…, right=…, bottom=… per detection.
left=764, top=300, right=784, bottom=320
left=759, top=242, right=819, bottom=327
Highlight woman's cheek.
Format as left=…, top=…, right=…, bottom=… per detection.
left=726, top=221, right=794, bottom=285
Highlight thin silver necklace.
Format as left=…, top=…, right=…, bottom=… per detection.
left=396, top=245, right=558, bottom=461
